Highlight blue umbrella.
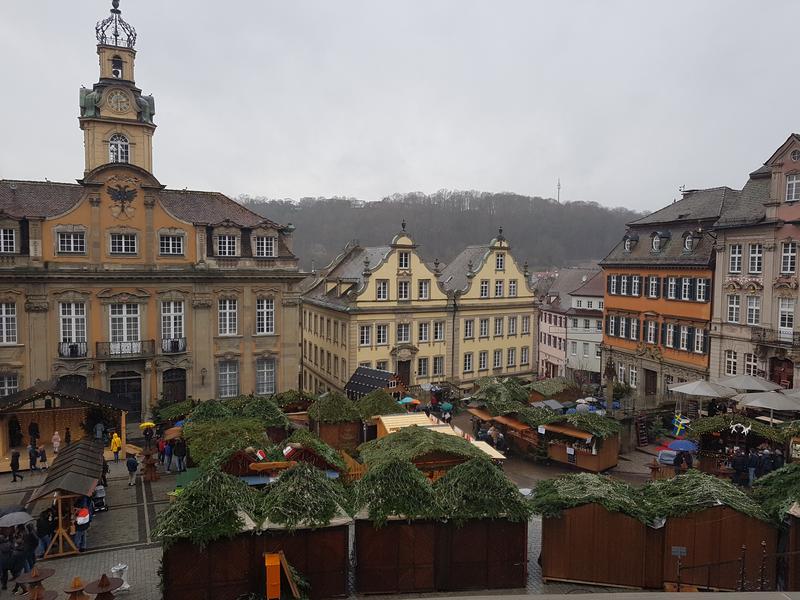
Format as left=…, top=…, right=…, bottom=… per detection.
left=668, top=439, right=698, bottom=452
left=398, top=397, right=414, bottom=405
left=440, top=402, right=453, bottom=411
left=174, top=419, right=185, bottom=427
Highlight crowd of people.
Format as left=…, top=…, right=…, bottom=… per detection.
left=729, top=447, right=785, bottom=486
left=0, top=521, right=39, bottom=595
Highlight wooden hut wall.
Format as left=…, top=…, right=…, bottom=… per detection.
left=546, top=435, right=619, bottom=473
left=162, top=526, right=349, bottom=600
left=662, top=506, right=777, bottom=590
left=541, top=504, right=661, bottom=588
left=266, top=426, right=289, bottom=443
left=786, top=516, right=799, bottom=591
left=13, top=407, right=88, bottom=450
left=355, top=520, right=435, bottom=594
left=434, top=520, right=527, bottom=591
left=313, top=421, right=361, bottom=452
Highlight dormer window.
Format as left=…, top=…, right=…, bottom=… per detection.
left=623, top=232, right=638, bottom=253
left=0, top=229, right=16, bottom=254
left=254, top=235, right=277, bottom=258
left=495, top=252, right=505, bottom=270
left=683, top=234, right=695, bottom=251
left=217, top=235, right=238, bottom=257
left=651, top=234, right=662, bottom=252
left=109, top=134, right=129, bottom=164
left=792, top=149, right=800, bottom=162
left=111, top=55, right=124, bottom=79
left=787, top=174, right=800, bottom=202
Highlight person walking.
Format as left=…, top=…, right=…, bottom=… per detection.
left=51, top=430, right=61, bottom=455
left=8, top=536, right=26, bottom=596
left=164, top=440, right=174, bottom=473
left=747, top=448, right=759, bottom=486
left=72, top=507, right=90, bottom=552
left=125, top=453, right=139, bottom=486
left=759, top=449, right=773, bottom=478
left=732, top=450, right=747, bottom=486
left=0, top=534, right=12, bottom=590
left=174, top=439, right=187, bottom=473
left=27, top=444, right=38, bottom=473
left=64, top=427, right=71, bottom=446
left=673, top=450, right=685, bottom=476
left=37, top=446, right=48, bottom=471
left=21, top=524, right=37, bottom=573
left=110, top=432, right=122, bottom=463
left=35, top=509, right=54, bottom=559
left=10, top=450, right=22, bottom=482
left=27, top=422, right=39, bottom=448
left=157, top=436, right=166, bottom=464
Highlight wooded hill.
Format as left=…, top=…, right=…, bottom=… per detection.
left=240, top=190, right=642, bottom=271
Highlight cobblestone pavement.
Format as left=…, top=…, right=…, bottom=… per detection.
left=0, top=457, right=175, bottom=600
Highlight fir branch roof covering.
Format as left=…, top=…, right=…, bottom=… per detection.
left=186, top=399, right=234, bottom=422
left=359, top=425, right=486, bottom=466
left=355, top=459, right=440, bottom=525
left=530, top=473, right=650, bottom=522
left=226, top=395, right=291, bottom=430
left=558, top=413, right=621, bottom=439
left=272, top=390, right=314, bottom=410
left=356, top=389, right=405, bottom=420
left=642, top=470, right=770, bottom=522
left=752, top=463, right=800, bottom=522
left=433, top=458, right=532, bottom=524
left=182, top=417, right=270, bottom=467
left=307, top=392, right=361, bottom=424
left=527, top=377, right=572, bottom=397
left=687, top=414, right=786, bottom=442
left=153, top=468, right=261, bottom=549
left=156, top=399, right=197, bottom=422
left=259, top=463, right=351, bottom=531
left=284, top=429, right=347, bottom=472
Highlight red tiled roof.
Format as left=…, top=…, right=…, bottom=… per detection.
left=0, top=180, right=85, bottom=218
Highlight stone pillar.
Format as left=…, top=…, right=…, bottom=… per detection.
left=192, top=293, right=213, bottom=399
left=89, top=196, right=102, bottom=264
left=144, top=196, right=155, bottom=266
left=24, top=294, right=50, bottom=385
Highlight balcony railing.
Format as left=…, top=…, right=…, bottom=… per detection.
left=96, top=340, right=155, bottom=359
left=58, top=341, right=88, bottom=359
left=161, top=337, right=187, bottom=354
left=751, top=327, right=800, bottom=348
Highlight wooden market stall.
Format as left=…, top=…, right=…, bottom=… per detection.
left=307, top=392, right=361, bottom=452
left=27, top=439, right=105, bottom=558
left=543, top=421, right=619, bottom=472
left=687, top=414, right=786, bottom=478
left=0, top=379, right=128, bottom=466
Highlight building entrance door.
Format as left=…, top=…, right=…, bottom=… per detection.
left=397, top=360, right=411, bottom=386
left=644, top=369, right=658, bottom=396
left=110, top=371, right=142, bottom=421
left=770, top=357, right=794, bottom=389
left=162, top=369, right=187, bottom=404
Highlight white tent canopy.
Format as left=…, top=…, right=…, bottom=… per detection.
left=669, top=380, right=736, bottom=398
left=735, top=391, right=800, bottom=412
left=716, top=374, right=781, bottom=392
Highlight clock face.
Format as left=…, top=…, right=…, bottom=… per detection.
left=107, top=90, right=131, bottom=113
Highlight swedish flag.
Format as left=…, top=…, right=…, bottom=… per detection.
left=672, top=413, right=685, bottom=437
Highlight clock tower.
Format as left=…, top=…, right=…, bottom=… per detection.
left=79, top=0, right=156, bottom=175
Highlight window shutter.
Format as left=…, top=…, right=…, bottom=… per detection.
left=687, top=327, right=695, bottom=352
left=703, top=329, right=710, bottom=354
left=705, top=278, right=712, bottom=302
left=655, top=276, right=661, bottom=298
left=691, top=278, right=698, bottom=301
left=661, top=323, right=668, bottom=347
left=614, top=317, right=620, bottom=337
left=637, top=319, right=642, bottom=340
left=654, top=321, right=660, bottom=344
left=635, top=277, right=642, bottom=297
left=607, top=275, right=612, bottom=294
left=605, top=316, right=610, bottom=335
left=662, top=277, right=668, bottom=298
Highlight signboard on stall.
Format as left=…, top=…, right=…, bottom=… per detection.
left=790, top=437, right=800, bottom=461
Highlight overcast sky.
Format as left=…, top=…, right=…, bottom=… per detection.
left=1, top=1, right=798, bottom=212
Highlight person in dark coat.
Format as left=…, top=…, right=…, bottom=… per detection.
left=64, top=426, right=72, bottom=446
left=21, top=524, right=37, bottom=572
left=27, top=421, right=39, bottom=447
left=759, top=450, right=773, bottom=478
left=732, top=450, right=747, bottom=486
left=173, top=439, right=187, bottom=473
left=0, top=534, right=12, bottom=590
left=673, top=451, right=685, bottom=476
left=35, top=509, right=54, bottom=559
left=747, top=449, right=759, bottom=486
left=9, top=537, right=27, bottom=595
left=10, top=450, right=22, bottom=482
left=773, top=448, right=785, bottom=471
left=27, top=445, right=38, bottom=472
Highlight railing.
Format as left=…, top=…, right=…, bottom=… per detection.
left=751, top=327, right=800, bottom=347
left=161, top=337, right=187, bottom=354
left=96, top=339, right=155, bottom=359
left=57, top=341, right=88, bottom=359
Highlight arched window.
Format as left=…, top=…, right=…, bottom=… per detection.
left=683, top=235, right=694, bottom=251
left=651, top=235, right=661, bottom=252
left=109, top=134, right=129, bottom=164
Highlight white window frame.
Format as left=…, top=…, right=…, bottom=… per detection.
left=433, top=321, right=445, bottom=342
left=679, top=325, right=689, bottom=351
left=479, top=318, right=489, bottom=338
left=110, top=233, right=137, bottom=254
left=646, top=320, right=656, bottom=344
left=667, top=277, right=677, bottom=299
left=417, top=357, right=429, bottom=377
left=109, top=133, right=129, bottom=163
left=631, top=275, right=641, bottom=296
left=629, top=366, right=638, bottom=387
left=494, top=317, right=503, bottom=337
left=398, top=251, right=410, bottom=269
left=694, top=329, right=704, bottom=354
left=418, top=279, right=430, bottom=300
left=521, top=346, right=529, bottom=365
left=729, top=244, right=742, bottom=273
left=749, top=243, right=763, bottom=274
left=109, top=303, right=139, bottom=352
left=418, top=321, right=429, bottom=342
left=58, top=232, right=86, bottom=254
left=376, top=280, right=389, bottom=301
left=493, top=349, right=503, bottom=369
left=255, top=235, right=277, bottom=258
left=464, top=319, right=474, bottom=339
left=782, top=242, right=797, bottom=274
left=397, top=323, right=410, bottom=343
left=610, top=275, right=618, bottom=295
left=696, top=278, right=707, bottom=302
left=0, top=374, right=18, bottom=397
left=359, top=325, right=372, bottom=346
left=478, top=351, right=488, bottom=371
left=376, top=324, right=388, bottom=345
left=648, top=276, right=658, bottom=298
left=433, top=356, right=444, bottom=376
left=787, top=174, right=800, bottom=202
left=217, top=235, right=238, bottom=257
left=256, top=357, right=276, bottom=395
left=60, top=302, right=87, bottom=343
left=480, top=280, right=489, bottom=298
left=725, top=350, right=738, bottom=376
left=218, top=360, right=239, bottom=398
left=398, top=280, right=410, bottom=301
left=495, top=252, right=505, bottom=270
left=509, top=280, right=517, bottom=297
left=727, top=295, right=741, bottom=323
left=666, top=324, right=675, bottom=348
left=570, top=341, right=577, bottom=356
left=521, top=316, right=530, bottom=335
left=682, top=277, right=692, bottom=300
left=620, top=276, right=629, bottom=296
left=629, top=318, right=638, bottom=341
left=161, top=300, right=184, bottom=340
left=218, top=299, right=238, bottom=336
left=507, top=348, right=516, bottom=367
left=158, top=234, right=184, bottom=256
left=256, top=298, right=275, bottom=335
left=779, top=297, right=795, bottom=330
left=746, top=296, right=760, bottom=326
left=744, top=353, right=759, bottom=376
left=463, top=352, right=473, bottom=373
left=508, top=316, right=517, bottom=335
left=495, top=280, right=504, bottom=297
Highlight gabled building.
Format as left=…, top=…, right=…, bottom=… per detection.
left=600, top=190, right=722, bottom=407
left=0, top=2, right=303, bottom=417
left=710, top=135, right=800, bottom=388
left=438, top=230, right=537, bottom=386
left=301, top=227, right=536, bottom=393
left=537, top=268, right=599, bottom=379
left=565, top=271, right=605, bottom=385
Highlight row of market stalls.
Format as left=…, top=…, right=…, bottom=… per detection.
left=533, top=464, right=800, bottom=592
left=154, top=389, right=531, bottom=599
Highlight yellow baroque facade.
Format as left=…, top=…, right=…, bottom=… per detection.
left=0, top=3, right=303, bottom=418
left=301, top=225, right=537, bottom=393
